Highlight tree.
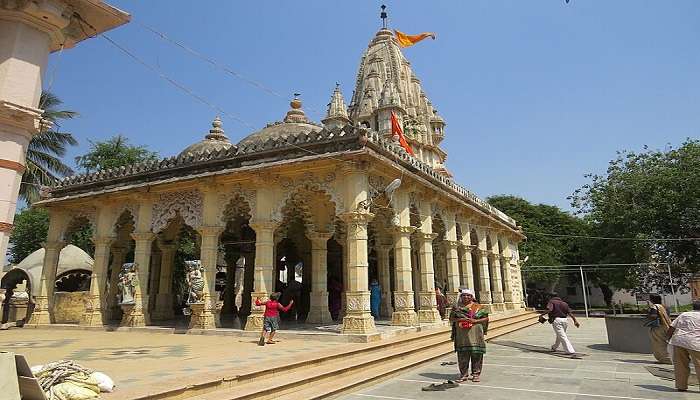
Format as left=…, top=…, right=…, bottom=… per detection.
left=20, top=92, right=78, bottom=204
left=75, top=135, right=158, bottom=173
left=487, top=195, right=590, bottom=291
left=570, top=139, right=700, bottom=294
left=8, top=207, right=49, bottom=263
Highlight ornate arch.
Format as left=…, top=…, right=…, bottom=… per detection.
left=274, top=172, right=342, bottom=225
left=63, top=208, right=96, bottom=239
left=112, top=203, right=138, bottom=234
left=219, top=185, right=255, bottom=224
left=151, top=189, right=203, bottom=233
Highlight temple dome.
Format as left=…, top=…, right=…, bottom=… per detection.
left=237, top=97, right=322, bottom=147
left=179, top=116, right=234, bottom=157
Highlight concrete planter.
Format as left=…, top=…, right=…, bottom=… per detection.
left=605, top=314, right=651, bottom=353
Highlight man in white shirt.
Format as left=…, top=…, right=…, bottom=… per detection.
left=668, top=301, right=700, bottom=392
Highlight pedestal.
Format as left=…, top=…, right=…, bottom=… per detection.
left=120, top=303, right=145, bottom=327
left=417, top=292, right=441, bottom=324
left=189, top=303, right=216, bottom=330
left=391, top=291, right=417, bottom=326
left=341, top=291, right=376, bottom=334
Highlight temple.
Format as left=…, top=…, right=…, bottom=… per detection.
left=24, top=22, right=526, bottom=334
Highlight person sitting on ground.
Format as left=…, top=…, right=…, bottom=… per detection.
left=539, top=293, right=580, bottom=355
left=645, top=293, right=672, bottom=364
left=668, top=300, right=700, bottom=392
left=255, top=292, right=293, bottom=346
left=449, top=288, right=489, bottom=383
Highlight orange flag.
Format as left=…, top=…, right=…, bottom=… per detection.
left=391, top=112, right=415, bottom=156
left=394, top=30, right=436, bottom=48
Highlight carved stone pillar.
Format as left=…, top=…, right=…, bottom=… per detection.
left=245, top=220, right=277, bottom=331
left=152, top=243, right=177, bottom=320
left=501, top=255, right=515, bottom=309
left=377, top=244, right=393, bottom=318
left=122, top=232, right=155, bottom=327
left=476, top=249, right=492, bottom=305
left=444, top=240, right=461, bottom=306
left=489, top=253, right=505, bottom=311
left=28, top=240, right=64, bottom=325
left=307, top=231, right=333, bottom=324
left=80, top=236, right=114, bottom=326
left=459, top=245, right=475, bottom=291
left=391, top=226, right=417, bottom=326
left=191, top=226, right=223, bottom=329
left=107, top=245, right=126, bottom=320
left=417, top=232, right=441, bottom=324
left=340, top=211, right=376, bottom=334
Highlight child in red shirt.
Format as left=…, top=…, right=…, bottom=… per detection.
left=255, top=292, right=293, bottom=346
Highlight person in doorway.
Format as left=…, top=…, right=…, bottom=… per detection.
left=369, top=279, right=381, bottom=319
left=328, top=277, right=343, bottom=321
left=668, top=300, right=700, bottom=392
left=450, top=288, right=489, bottom=383
left=436, top=286, right=448, bottom=319
left=255, top=293, right=293, bottom=346
left=645, top=294, right=672, bottom=364
left=540, top=293, right=580, bottom=355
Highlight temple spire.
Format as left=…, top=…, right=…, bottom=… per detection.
left=322, top=83, right=350, bottom=128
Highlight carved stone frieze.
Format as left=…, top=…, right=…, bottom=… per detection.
left=393, top=291, right=415, bottom=310
left=151, top=189, right=203, bottom=233
left=346, top=292, right=371, bottom=312
left=419, top=293, right=436, bottom=308
left=219, top=184, right=256, bottom=223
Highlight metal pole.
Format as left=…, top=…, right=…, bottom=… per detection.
left=667, top=263, right=679, bottom=313
left=579, top=266, right=589, bottom=318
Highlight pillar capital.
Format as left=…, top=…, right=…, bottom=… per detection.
left=443, top=240, right=461, bottom=249
left=462, top=244, right=476, bottom=251
left=131, top=232, right=155, bottom=242
left=392, top=225, right=416, bottom=236
left=196, top=225, right=224, bottom=238
left=501, top=255, right=513, bottom=263
left=476, top=249, right=490, bottom=258
left=249, top=220, right=279, bottom=233
left=416, top=232, right=438, bottom=243
left=308, top=231, right=334, bottom=242
left=92, top=236, right=116, bottom=247
left=339, top=211, right=374, bottom=225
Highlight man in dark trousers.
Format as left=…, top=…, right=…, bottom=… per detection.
left=539, top=293, right=580, bottom=355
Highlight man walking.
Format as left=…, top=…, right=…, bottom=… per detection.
left=539, top=293, right=580, bottom=355
left=668, top=300, right=700, bottom=392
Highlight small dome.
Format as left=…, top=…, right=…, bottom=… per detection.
left=179, top=116, right=234, bottom=157
left=8, top=244, right=94, bottom=296
left=237, top=96, right=322, bottom=147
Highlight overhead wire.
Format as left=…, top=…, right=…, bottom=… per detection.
left=70, top=8, right=700, bottom=245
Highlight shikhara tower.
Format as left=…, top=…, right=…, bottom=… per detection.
left=345, top=28, right=449, bottom=177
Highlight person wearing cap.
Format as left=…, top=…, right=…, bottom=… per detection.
left=449, top=287, right=489, bottom=383
left=668, top=300, right=700, bottom=392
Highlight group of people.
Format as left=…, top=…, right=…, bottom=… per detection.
left=646, top=295, right=700, bottom=392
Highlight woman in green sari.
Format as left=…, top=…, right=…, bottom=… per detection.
left=449, top=288, right=489, bottom=383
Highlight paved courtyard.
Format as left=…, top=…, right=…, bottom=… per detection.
left=340, top=318, right=696, bottom=400
left=0, top=326, right=365, bottom=397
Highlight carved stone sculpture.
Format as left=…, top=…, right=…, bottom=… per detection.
left=185, top=260, right=205, bottom=304
left=233, top=256, right=246, bottom=309
left=117, top=263, right=138, bottom=305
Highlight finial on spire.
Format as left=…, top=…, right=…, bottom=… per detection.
left=380, top=5, right=388, bottom=29
left=205, top=115, right=229, bottom=141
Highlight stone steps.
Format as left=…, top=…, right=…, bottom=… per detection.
left=169, top=310, right=538, bottom=400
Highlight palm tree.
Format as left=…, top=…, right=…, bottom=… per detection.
left=20, top=92, right=78, bottom=204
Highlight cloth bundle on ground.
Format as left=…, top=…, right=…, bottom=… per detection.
left=32, top=360, right=115, bottom=400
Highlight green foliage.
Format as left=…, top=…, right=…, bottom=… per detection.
left=21, top=92, right=78, bottom=204
left=8, top=208, right=49, bottom=263
left=570, top=139, right=700, bottom=293
left=487, top=195, right=590, bottom=288
left=9, top=207, right=94, bottom=263
left=75, top=135, right=159, bottom=173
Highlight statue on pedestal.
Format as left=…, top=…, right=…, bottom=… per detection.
left=185, top=260, right=205, bottom=304
left=117, top=263, right=138, bottom=305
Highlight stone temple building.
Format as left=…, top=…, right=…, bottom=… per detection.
left=29, top=27, right=526, bottom=334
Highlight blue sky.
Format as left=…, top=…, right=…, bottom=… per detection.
left=47, top=1, right=699, bottom=211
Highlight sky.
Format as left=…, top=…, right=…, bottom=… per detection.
left=46, top=0, right=700, bottom=211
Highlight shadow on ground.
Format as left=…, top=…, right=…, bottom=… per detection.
left=490, top=340, right=586, bottom=358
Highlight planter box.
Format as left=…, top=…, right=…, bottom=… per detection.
left=605, top=314, right=651, bottom=353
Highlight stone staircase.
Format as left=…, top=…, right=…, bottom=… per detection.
left=133, top=310, right=539, bottom=400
